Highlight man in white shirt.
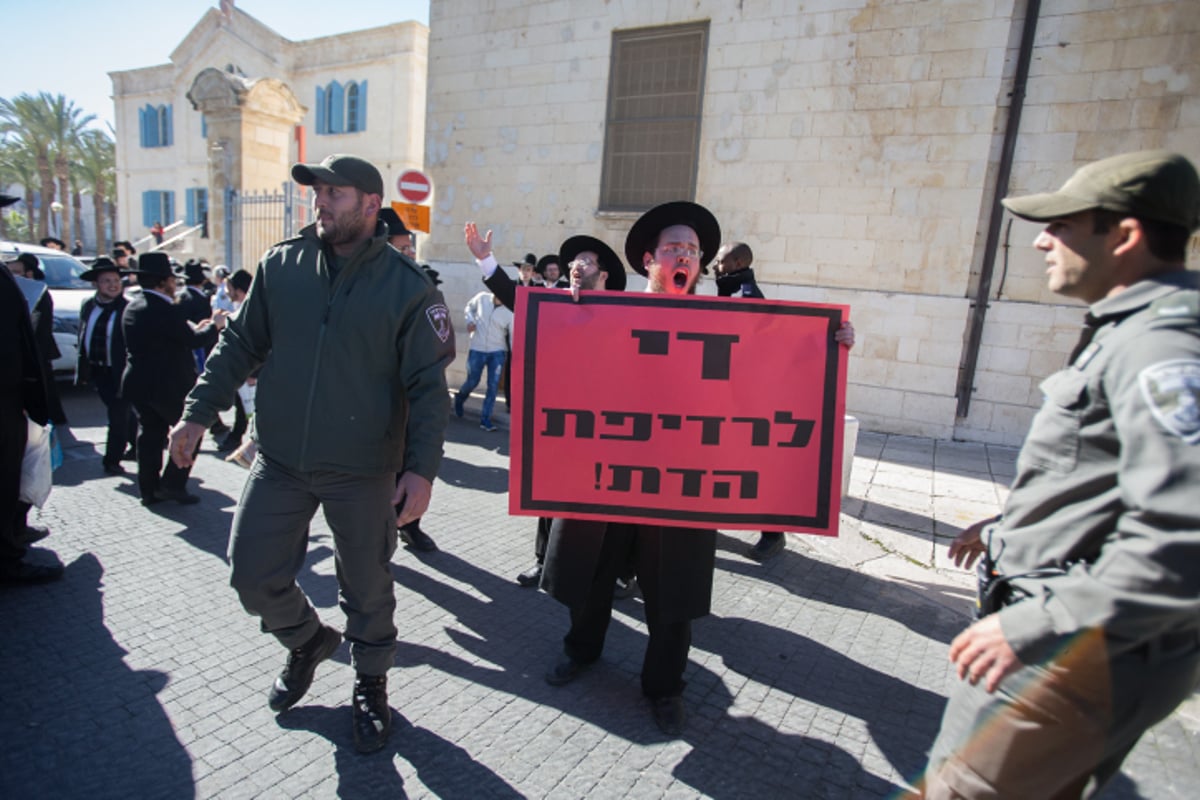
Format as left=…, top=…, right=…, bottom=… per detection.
left=454, top=290, right=514, bottom=432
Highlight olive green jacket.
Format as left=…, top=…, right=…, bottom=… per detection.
left=182, top=223, right=455, bottom=480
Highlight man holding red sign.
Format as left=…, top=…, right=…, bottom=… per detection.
left=536, top=202, right=726, bottom=736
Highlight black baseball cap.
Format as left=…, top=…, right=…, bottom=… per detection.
left=291, top=154, right=384, bottom=196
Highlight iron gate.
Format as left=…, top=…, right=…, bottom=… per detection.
left=224, top=183, right=308, bottom=270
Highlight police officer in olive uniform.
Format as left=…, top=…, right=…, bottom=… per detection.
left=924, top=151, right=1200, bottom=799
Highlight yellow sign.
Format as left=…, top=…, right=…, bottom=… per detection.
left=391, top=202, right=431, bottom=234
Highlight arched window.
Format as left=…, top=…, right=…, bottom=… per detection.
left=315, top=80, right=368, bottom=135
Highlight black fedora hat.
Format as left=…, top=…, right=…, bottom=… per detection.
left=623, top=201, right=721, bottom=276
left=535, top=253, right=561, bottom=276
left=132, top=251, right=176, bottom=281
left=560, top=235, right=626, bottom=292
left=79, top=257, right=126, bottom=282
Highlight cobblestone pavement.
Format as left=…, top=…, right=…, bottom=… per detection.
left=2, top=386, right=1196, bottom=799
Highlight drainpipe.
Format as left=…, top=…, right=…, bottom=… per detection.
left=955, top=0, right=1041, bottom=419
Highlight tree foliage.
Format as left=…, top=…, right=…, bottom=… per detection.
left=0, top=91, right=106, bottom=247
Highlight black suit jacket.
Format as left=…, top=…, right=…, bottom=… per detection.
left=0, top=269, right=49, bottom=425
left=121, top=290, right=217, bottom=421
left=75, top=293, right=130, bottom=384
left=177, top=286, right=211, bottom=325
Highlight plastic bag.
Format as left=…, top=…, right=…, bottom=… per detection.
left=19, top=419, right=53, bottom=508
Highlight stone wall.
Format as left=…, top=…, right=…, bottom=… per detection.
left=425, top=0, right=1200, bottom=444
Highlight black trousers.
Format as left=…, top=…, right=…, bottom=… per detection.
left=0, top=395, right=29, bottom=564
left=563, top=524, right=691, bottom=699
left=534, top=517, right=552, bottom=563
left=91, top=365, right=136, bottom=467
left=132, top=402, right=198, bottom=498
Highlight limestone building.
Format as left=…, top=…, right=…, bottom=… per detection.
left=108, top=1, right=1200, bottom=444
left=109, top=4, right=426, bottom=266
left=421, top=0, right=1200, bottom=444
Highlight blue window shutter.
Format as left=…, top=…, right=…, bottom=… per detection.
left=346, top=84, right=358, bottom=133
left=315, top=86, right=326, bottom=134
left=329, top=81, right=344, bottom=134
left=142, top=191, right=154, bottom=228
left=138, top=107, right=146, bottom=147
left=148, top=105, right=160, bottom=147
left=186, top=189, right=196, bottom=226
left=358, top=79, right=368, bottom=131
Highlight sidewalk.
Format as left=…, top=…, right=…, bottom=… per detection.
left=1, top=386, right=1195, bottom=799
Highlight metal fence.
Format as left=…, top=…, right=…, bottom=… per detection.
left=224, top=183, right=306, bottom=270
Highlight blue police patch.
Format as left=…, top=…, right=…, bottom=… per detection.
left=426, top=303, right=451, bottom=343
left=1138, top=359, right=1200, bottom=443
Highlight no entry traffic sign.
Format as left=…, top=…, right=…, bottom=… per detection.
left=397, top=170, right=432, bottom=203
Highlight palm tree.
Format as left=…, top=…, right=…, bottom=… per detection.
left=0, top=135, right=39, bottom=240
left=0, top=92, right=94, bottom=242
left=75, top=129, right=116, bottom=253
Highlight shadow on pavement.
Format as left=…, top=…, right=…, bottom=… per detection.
left=388, top=550, right=913, bottom=796
left=713, top=535, right=967, bottom=643
left=277, top=706, right=522, bottom=798
left=0, top=553, right=194, bottom=798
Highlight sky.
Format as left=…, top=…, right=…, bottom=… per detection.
left=0, top=0, right=430, bottom=133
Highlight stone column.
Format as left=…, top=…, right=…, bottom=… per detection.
left=186, top=68, right=306, bottom=268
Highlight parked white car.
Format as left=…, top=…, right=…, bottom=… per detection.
left=1, top=240, right=93, bottom=379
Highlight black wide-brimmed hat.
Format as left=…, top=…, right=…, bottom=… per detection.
left=79, top=257, right=127, bottom=282
left=560, top=235, right=626, bottom=292
left=180, top=259, right=210, bottom=285
left=0, top=193, right=20, bottom=208
left=623, top=201, right=721, bottom=276
left=535, top=253, right=561, bottom=276
left=132, top=251, right=176, bottom=281
left=379, top=207, right=412, bottom=237
left=512, top=252, right=537, bottom=269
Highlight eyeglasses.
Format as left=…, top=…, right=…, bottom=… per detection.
left=657, top=244, right=701, bottom=259
left=570, top=256, right=599, bottom=269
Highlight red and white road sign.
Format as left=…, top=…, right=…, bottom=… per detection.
left=397, top=170, right=432, bottom=203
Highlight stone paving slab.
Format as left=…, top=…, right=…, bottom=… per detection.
left=0, top=387, right=1195, bottom=798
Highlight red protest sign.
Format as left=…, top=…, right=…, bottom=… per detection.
left=509, top=290, right=848, bottom=534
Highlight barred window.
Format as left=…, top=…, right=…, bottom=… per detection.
left=600, top=22, right=708, bottom=211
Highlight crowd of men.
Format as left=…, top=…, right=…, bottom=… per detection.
left=3, top=149, right=1199, bottom=797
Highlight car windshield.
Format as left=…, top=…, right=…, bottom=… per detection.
left=36, top=252, right=91, bottom=289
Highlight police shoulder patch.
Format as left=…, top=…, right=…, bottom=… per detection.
left=1138, top=359, right=1200, bottom=443
left=426, top=303, right=451, bottom=343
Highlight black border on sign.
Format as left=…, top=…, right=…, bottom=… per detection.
left=518, top=292, right=843, bottom=529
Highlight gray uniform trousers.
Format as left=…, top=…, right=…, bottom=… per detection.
left=925, top=631, right=1200, bottom=799
left=228, top=453, right=398, bottom=675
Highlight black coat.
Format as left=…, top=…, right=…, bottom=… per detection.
left=0, top=269, right=49, bottom=425
left=177, top=286, right=212, bottom=325
left=715, top=268, right=765, bottom=299
left=542, top=519, right=716, bottom=623
left=121, top=290, right=217, bottom=421
left=75, top=293, right=130, bottom=384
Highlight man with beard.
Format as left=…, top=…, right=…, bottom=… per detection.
left=75, top=257, right=137, bottom=475
left=536, top=254, right=569, bottom=289
left=168, top=154, right=454, bottom=755
left=464, top=224, right=626, bottom=587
